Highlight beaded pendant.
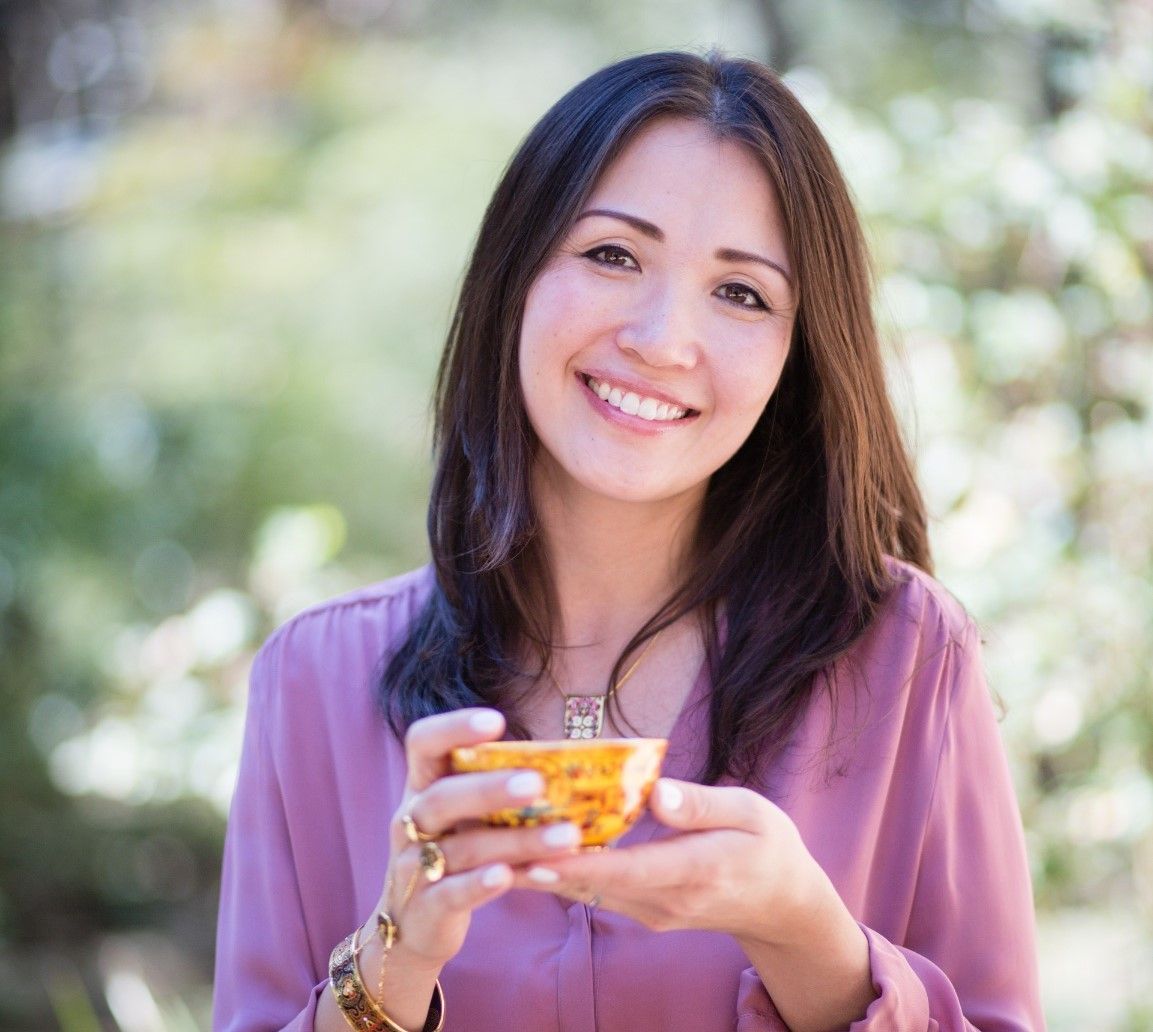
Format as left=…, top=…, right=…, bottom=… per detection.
left=562, top=694, right=607, bottom=739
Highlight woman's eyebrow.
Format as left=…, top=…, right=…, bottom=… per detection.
left=574, top=208, right=793, bottom=286
left=715, top=247, right=792, bottom=287
left=577, top=207, right=664, bottom=239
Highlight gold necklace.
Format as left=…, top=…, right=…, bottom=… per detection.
left=548, top=629, right=664, bottom=739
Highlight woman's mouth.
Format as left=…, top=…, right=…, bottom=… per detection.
left=581, top=374, right=694, bottom=423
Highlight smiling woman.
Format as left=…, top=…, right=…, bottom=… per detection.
left=213, top=51, right=1043, bottom=1032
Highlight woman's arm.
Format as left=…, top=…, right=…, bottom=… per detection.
left=214, top=634, right=583, bottom=1032
left=517, top=779, right=879, bottom=1029
left=734, top=863, right=876, bottom=1031
left=738, top=630, right=1044, bottom=1031
left=212, top=640, right=331, bottom=1031
left=517, top=627, right=1043, bottom=1030
left=212, top=631, right=451, bottom=1032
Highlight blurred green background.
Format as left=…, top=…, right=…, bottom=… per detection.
left=0, top=0, right=1150, bottom=1028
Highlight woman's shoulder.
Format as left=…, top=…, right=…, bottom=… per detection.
left=249, top=564, right=435, bottom=703
left=830, top=557, right=985, bottom=711
left=878, top=555, right=977, bottom=652
left=809, top=558, right=989, bottom=778
left=269, top=563, right=432, bottom=638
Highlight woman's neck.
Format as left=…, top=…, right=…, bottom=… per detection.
left=532, top=463, right=704, bottom=649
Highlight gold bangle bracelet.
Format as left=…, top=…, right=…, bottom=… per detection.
left=328, top=928, right=445, bottom=1032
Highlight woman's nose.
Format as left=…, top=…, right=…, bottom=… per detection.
left=614, top=281, right=701, bottom=369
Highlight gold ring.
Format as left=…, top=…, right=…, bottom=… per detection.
left=419, top=840, right=447, bottom=883
left=402, top=809, right=437, bottom=844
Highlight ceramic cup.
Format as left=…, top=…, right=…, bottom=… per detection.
left=449, top=737, right=668, bottom=847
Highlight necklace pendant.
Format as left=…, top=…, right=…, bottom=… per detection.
left=562, top=694, right=606, bottom=739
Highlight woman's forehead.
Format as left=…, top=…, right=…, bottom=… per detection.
left=581, top=117, right=790, bottom=262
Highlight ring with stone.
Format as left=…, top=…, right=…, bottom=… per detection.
left=419, top=840, right=447, bottom=883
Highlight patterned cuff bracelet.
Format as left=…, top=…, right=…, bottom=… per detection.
left=329, top=930, right=445, bottom=1032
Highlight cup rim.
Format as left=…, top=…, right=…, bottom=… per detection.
left=453, top=737, right=668, bottom=754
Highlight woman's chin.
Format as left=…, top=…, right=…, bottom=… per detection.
left=548, top=468, right=706, bottom=511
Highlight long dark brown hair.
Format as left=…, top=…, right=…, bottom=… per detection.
left=380, top=50, right=931, bottom=785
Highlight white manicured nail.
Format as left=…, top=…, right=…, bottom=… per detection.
left=507, top=771, right=544, bottom=798
left=470, top=710, right=503, bottom=733
left=542, top=823, right=580, bottom=848
left=482, top=865, right=509, bottom=888
left=657, top=781, right=683, bottom=811
left=528, top=867, right=560, bottom=884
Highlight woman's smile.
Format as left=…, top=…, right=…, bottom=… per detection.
left=579, top=372, right=696, bottom=428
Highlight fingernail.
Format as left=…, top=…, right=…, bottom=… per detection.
left=542, top=823, right=580, bottom=848
left=657, top=780, right=683, bottom=811
left=507, top=771, right=545, bottom=798
left=482, top=864, right=510, bottom=888
left=470, top=710, right=503, bottom=733
left=528, top=867, right=560, bottom=884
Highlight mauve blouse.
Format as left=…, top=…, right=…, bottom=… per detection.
left=212, top=561, right=1044, bottom=1031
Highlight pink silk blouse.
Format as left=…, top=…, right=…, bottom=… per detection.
left=212, top=561, right=1044, bottom=1031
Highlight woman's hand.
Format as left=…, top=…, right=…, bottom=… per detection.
left=511, top=776, right=822, bottom=945
left=322, top=708, right=588, bottom=1032
left=381, top=708, right=584, bottom=970
left=331, top=708, right=586, bottom=1032
left=512, top=777, right=877, bottom=1032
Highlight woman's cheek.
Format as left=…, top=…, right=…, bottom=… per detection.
left=719, top=340, right=789, bottom=414
left=524, top=270, right=596, bottom=345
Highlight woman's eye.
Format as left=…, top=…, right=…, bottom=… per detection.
left=584, top=245, right=638, bottom=269
left=718, top=283, right=768, bottom=310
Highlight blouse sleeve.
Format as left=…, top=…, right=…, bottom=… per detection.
left=734, top=625, right=1044, bottom=1031
left=212, top=635, right=328, bottom=1032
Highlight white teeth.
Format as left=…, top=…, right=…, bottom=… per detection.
left=585, top=376, right=688, bottom=422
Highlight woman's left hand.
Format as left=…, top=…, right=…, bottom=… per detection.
left=512, top=777, right=823, bottom=950
left=515, top=776, right=879, bottom=1031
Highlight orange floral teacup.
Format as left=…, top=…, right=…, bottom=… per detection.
left=449, top=738, right=668, bottom=847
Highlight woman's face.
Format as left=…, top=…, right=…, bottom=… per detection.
left=519, top=117, right=795, bottom=512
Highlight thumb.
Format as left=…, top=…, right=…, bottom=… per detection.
left=648, top=778, right=763, bottom=833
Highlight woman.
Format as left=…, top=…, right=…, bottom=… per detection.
left=213, top=51, right=1043, bottom=1031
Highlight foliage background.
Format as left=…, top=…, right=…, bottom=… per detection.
left=1, top=0, right=1150, bottom=1028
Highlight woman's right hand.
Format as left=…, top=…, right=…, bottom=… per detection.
left=379, top=707, right=582, bottom=971
left=321, top=707, right=580, bottom=1032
